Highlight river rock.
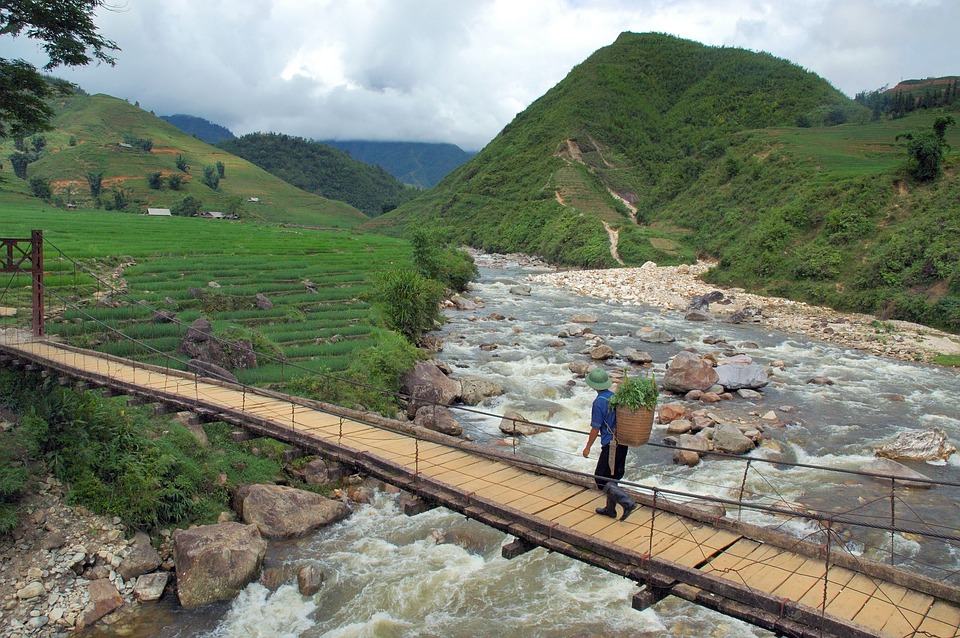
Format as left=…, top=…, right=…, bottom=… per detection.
left=862, top=458, right=933, bottom=489
left=449, top=294, right=476, bottom=310
left=687, top=290, right=724, bottom=311
left=674, top=449, right=700, bottom=466
left=16, top=581, right=45, bottom=600
left=255, top=293, right=273, bottom=309
left=638, top=330, right=675, bottom=343
left=666, top=419, right=693, bottom=435
left=133, top=572, right=169, bottom=603
left=458, top=376, right=505, bottom=405
left=571, top=314, right=598, bottom=323
left=715, top=356, right=769, bottom=390
left=874, top=427, right=956, bottom=462
left=117, top=532, right=162, bottom=581
left=499, top=410, right=549, bottom=436
left=401, top=361, right=460, bottom=418
left=509, top=285, right=531, bottom=296
left=79, top=578, right=123, bottom=629
left=737, top=389, right=764, bottom=400
left=568, top=361, right=591, bottom=376
left=414, top=405, right=463, bottom=436
left=297, top=565, right=324, bottom=596
left=590, top=344, right=614, bottom=360
left=712, top=423, right=755, bottom=455
left=658, top=403, right=688, bottom=424
left=684, top=309, right=711, bottom=322
left=663, top=351, right=719, bottom=393
left=622, top=348, right=653, bottom=364
left=417, top=334, right=444, bottom=354
left=174, top=522, right=267, bottom=607
left=238, top=485, right=350, bottom=539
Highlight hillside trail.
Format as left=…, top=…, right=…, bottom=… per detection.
left=602, top=221, right=625, bottom=264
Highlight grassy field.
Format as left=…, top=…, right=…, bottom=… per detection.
left=0, top=197, right=413, bottom=383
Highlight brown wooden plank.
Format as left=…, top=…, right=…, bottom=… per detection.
left=797, top=566, right=857, bottom=610
left=570, top=512, right=623, bottom=536
left=552, top=507, right=596, bottom=528
left=770, top=557, right=829, bottom=601
left=825, top=573, right=878, bottom=621
left=879, top=589, right=933, bottom=637
left=537, top=482, right=585, bottom=504
left=503, top=492, right=556, bottom=514
left=722, top=550, right=810, bottom=595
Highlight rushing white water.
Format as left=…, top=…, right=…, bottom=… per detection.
left=114, top=257, right=959, bottom=638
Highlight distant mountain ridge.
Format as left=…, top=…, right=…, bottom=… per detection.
left=161, top=114, right=236, bottom=144
left=320, top=140, right=474, bottom=188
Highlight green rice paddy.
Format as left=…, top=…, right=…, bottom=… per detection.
left=0, top=203, right=413, bottom=384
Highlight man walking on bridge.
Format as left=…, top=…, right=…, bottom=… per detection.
left=582, top=369, right=636, bottom=521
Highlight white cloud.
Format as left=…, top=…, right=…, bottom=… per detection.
left=3, top=0, right=954, bottom=150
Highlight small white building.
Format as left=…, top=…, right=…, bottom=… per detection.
left=146, top=208, right=172, bottom=216
left=247, top=197, right=259, bottom=203
left=201, top=211, right=225, bottom=219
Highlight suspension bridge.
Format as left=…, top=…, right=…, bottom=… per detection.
left=2, top=231, right=960, bottom=637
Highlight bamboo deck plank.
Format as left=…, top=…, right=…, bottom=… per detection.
left=551, top=506, right=596, bottom=529
left=502, top=492, right=558, bottom=514
left=824, top=573, right=878, bottom=620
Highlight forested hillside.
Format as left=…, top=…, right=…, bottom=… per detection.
left=376, top=32, right=960, bottom=332
left=321, top=140, right=474, bottom=187
left=219, top=133, right=421, bottom=216
left=161, top=114, right=236, bottom=144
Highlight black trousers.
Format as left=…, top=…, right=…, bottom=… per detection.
left=594, top=443, right=628, bottom=490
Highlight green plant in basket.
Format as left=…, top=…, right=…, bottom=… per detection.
left=609, top=370, right=659, bottom=411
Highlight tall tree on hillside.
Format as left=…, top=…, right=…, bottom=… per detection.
left=85, top=171, right=103, bottom=197
left=896, top=116, right=956, bottom=181
left=0, top=0, right=119, bottom=137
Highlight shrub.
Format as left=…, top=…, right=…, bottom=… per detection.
left=148, top=172, right=164, bottom=189
left=172, top=195, right=203, bottom=217
left=28, top=175, right=51, bottom=200
left=371, top=268, right=444, bottom=342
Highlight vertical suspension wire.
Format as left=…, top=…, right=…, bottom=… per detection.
left=738, top=458, right=752, bottom=523
left=819, top=518, right=833, bottom=638
left=649, top=489, right=658, bottom=557
left=890, top=477, right=897, bottom=566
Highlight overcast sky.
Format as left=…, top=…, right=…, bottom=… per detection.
left=6, top=0, right=956, bottom=150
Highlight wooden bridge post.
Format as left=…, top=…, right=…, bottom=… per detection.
left=31, top=230, right=44, bottom=337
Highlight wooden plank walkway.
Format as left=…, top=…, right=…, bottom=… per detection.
left=2, top=336, right=959, bottom=638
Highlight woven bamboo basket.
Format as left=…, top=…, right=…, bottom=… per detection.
left=614, top=406, right=655, bottom=446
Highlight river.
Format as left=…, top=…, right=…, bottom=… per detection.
left=86, top=255, right=960, bottom=638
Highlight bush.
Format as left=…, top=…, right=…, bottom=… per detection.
left=371, top=268, right=444, bottom=342
left=28, top=175, right=51, bottom=200
left=172, top=195, right=203, bottom=217
left=148, top=172, right=164, bottom=189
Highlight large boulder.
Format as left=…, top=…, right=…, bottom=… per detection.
left=712, top=423, right=756, bottom=455
left=715, top=355, right=769, bottom=391
left=458, top=376, right=505, bottom=406
left=499, top=410, right=550, bottom=436
left=173, top=522, right=266, bottom=608
left=414, top=405, right=463, bottom=436
left=637, top=330, right=675, bottom=343
left=117, top=532, right=162, bottom=581
left=238, top=485, right=351, bottom=540
left=187, top=359, right=238, bottom=383
left=862, top=458, right=934, bottom=489
left=79, top=579, right=124, bottom=629
left=401, top=362, right=460, bottom=418
left=875, top=427, right=956, bottom=462
left=687, top=290, right=724, bottom=311
left=663, top=351, right=719, bottom=393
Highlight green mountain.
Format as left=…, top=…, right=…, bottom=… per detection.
left=320, top=140, right=474, bottom=188
left=160, top=114, right=236, bottom=144
left=376, top=32, right=960, bottom=333
left=0, top=93, right=368, bottom=228
left=218, top=133, right=421, bottom=217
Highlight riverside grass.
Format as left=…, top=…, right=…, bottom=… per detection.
left=0, top=203, right=413, bottom=383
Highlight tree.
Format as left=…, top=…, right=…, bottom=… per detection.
left=175, top=154, right=188, bottom=172
left=85, top=170, right=102, bottom=197
left=897, top=116, right=956, bottom=181
left=147, top=172, right=163, bottom=189
left=202, top=165, right=219, bottom=190
left=0, top=1, right=119, bottom=137
left=8, top=152, right=28, bottom=179
left=371, top=268, right=444, bottom=342
left=167, top=173, right=183, bottom=191
left=28, top=175, right=50, bottom=199
left=30, top=134, right=45, bottom=153
left=216, top=160, right=225, bottom=178
left=172, top=195, right=202, bottom=217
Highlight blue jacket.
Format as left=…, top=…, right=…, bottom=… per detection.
left=590, top=389, right=616, bottom=446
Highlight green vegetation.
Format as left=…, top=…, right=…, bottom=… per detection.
left=609, top=371, right=659, bottom=411
left=218, top=132, right=422, bottom=217
left=0, top=204, right=416, bottom=389
left=378, top=32, right=960, bottom=333
left=932, top=354, right=960, bottom=368
left=0, top=367, right=336, bottom=533
left=0, top=93, right=368, bottom=228
left=321, top=140, right=474, bottom=188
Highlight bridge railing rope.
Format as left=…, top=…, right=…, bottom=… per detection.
left=4, top=239, right=960, bottom=592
